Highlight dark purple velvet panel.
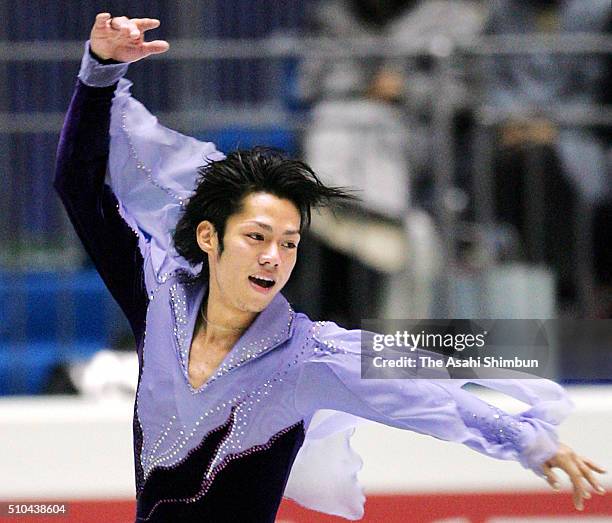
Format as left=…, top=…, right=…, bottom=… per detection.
left=55, top=78, right=150, bottom=498
left=136, top=412, right=305, bottom=523
left=54, top=79, right=148, bottom=348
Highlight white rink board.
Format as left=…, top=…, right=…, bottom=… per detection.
left=0, top=386, right=610, bottom=499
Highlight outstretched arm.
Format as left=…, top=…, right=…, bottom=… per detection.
left=294, top=321, right=606, bottom=511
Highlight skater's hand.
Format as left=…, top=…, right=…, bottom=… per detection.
left=541, top=442, right=606, bottom=511
left=90, top=12, right=169, bottom=63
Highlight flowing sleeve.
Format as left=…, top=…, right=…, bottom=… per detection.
left=294, top=321, right=574, bottom=478
left=106, top=77, right=225, bottom=289
left=77, top=40, right=225, bottom=290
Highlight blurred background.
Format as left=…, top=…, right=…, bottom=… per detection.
left=0, top=1, right=610, bottom=521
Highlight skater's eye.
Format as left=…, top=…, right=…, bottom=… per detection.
left=247, top=233, right=264, bottom=241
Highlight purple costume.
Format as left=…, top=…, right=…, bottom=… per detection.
left=53, top=42, right=574, bottom=522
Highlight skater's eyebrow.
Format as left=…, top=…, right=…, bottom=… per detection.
left=244, top=220, right=300, bottom=236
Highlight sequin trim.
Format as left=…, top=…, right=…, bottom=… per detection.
left=136, top=302, right=153, bottom=486
left=460, top=403, right=526, bottom=452
left=114, top=201, right=141, bottom=238
left=142, top=393, right=238, bottom=478
left=137, top=412, right=234, bottom=521
left=148, top=269, right=183, bottom=299
left=138, top=408, right=303, bottom=522
left=142, top=326, right=311, bottom=480
left=138, top=318, right=159, bottom=465
left=205, top=419, right=303, bottom=493
left=140, top=285, right=304, bottom=491
left=312, top=320, right=350, bottom=355
left=119, top=110, right=185, bottom=206
left=143, top=372, right=288, bottom=477
left=169, top=281, right=193, bottom=369
left=168, top=280, right=295, bottom=394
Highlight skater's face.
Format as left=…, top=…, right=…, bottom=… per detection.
left=197, top=191, right=301, bottom=313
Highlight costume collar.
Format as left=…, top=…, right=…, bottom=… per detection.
left=170, top=274, right=295, bottom=393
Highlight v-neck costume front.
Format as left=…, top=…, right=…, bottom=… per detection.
left=53, top=41, right=575, bottom=523
left=135, top=270, right=307, bottom=522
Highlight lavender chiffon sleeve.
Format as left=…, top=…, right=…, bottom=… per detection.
left=106, top=79, right=225, bottom=288
left=78, top=41, right=225, bottom=291
left=294, top=321, right=574, bottom=478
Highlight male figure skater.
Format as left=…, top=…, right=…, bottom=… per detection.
left=54, top=13, right=606, bottom=522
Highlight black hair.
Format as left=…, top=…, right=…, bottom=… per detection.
left=173, top=147, right=356, bottom=269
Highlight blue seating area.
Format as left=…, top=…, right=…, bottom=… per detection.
left=0, top=270, right=126, bottom=395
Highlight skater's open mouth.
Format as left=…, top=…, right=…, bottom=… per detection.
left=249, top=275, right=276, bottom=289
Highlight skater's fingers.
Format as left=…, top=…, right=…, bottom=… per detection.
left=94, top=13, right=111, bottom=29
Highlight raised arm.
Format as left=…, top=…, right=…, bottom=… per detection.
left=55, top=14, right=223, bottom=337
left=294, top=321, right=606, bottom=511
left=54, top=14, right=170, bottom=338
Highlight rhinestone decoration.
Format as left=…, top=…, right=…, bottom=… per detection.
left=312, top=321, right=350, bottom=355
left=135, top=304, right=152, bottom=479
left=204, top=418, right=302, bottom=488
left=205, top=382, right=272, bottom=477
left=114, top=201, right=140, bottom=238
left=168, top=280, right=295, bottom=394
left=460, top=403, right=525, bottom=451
left=119, top=110, right=185, bottom=206
left=141, top=285, right=301, bottom=478
left=151, top=269, right=179, bottom=292
left=169, top=281, right=193, bottom=370
left=312, top=321, right=527, bottom=453
left=142, top=357, right=297, bottom=479
left=140, top=410, right=303, bottom=521
left=142, top=320, right=310, bottom=480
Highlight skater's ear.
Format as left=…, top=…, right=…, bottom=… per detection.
left=196, top=220, right=220, bottom=256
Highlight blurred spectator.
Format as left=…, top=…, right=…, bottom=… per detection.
left=301, top=0, right=486, bottom=207
left=483, top=0, right=611, bottom=314
left=297, top=0, right=485, bottom=324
